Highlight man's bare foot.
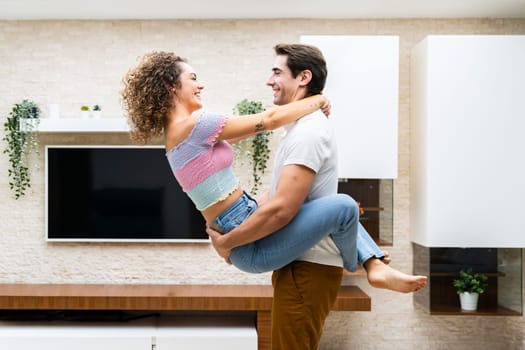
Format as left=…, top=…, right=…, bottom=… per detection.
left=364, top=258, right=427, bottom=293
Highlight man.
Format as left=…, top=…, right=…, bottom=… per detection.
left=208, top=43, right=426, bottom=349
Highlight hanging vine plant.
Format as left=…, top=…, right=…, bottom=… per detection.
left=2, top=99, right=41, bottom=199
left=232, top=99, right=272, bottom=195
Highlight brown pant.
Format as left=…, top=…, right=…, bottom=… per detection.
left=271, top=261, right=343, bottom=350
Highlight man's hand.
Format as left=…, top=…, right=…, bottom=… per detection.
left=206, top=226, right=233, bottom=264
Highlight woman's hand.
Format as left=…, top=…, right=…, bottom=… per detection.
left=206, top=226, right=232, bottom=264
left=318, top=95, right=331, bottom=117
left=381, top=250, right=391, bottom=264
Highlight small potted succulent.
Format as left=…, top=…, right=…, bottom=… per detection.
left=92, top=105, right=102, bottom=119
left=80, top=105, right=90, bottom=119
left=453, top=268, right=488, bottom=311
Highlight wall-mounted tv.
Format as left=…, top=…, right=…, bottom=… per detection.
left=46, top=145, right=208, bottom=242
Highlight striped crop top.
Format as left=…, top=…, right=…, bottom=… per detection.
left=166, top=112, right=239, bottom=210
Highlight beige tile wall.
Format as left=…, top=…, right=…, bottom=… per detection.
left=1, top=18, right=524, bottom=349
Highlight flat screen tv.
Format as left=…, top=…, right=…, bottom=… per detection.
left=46, top=145, right=208, bottom=242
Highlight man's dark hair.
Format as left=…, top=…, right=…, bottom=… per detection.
left=274, top=43, right=327, bottom=96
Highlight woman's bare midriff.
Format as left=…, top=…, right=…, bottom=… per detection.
left=202, top=186, right=244, bottom=226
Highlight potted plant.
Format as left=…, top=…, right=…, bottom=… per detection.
left=80, top=105, right=90, bottom=119
left=2, top=99, right=41, bottom=199
left=453, top=268, right=488, bottom=311
left=92, top=105, right=102, bottom=119
left=232, top=99, right=272, bottom=195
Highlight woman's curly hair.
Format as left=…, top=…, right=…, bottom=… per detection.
left=121, top=51, right=187, bottom=144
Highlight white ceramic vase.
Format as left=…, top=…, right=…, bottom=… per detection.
left=459, top=292, right=479, bottom=311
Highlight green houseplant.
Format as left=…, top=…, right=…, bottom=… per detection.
left=2, top=99, right=41, bottom=199
left=232, top=99, right=272, bottom=195
left=453, top=268, right=488, bottom=311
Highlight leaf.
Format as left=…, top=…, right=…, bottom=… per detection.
left=232, top=99, right=271, bottom=195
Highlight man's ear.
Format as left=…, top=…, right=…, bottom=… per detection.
left=297, top=70, right=312, bottom=87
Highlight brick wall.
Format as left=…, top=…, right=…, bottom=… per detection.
left=1, top=18, right=524, bottom=349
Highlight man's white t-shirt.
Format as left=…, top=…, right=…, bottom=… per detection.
left=270, top=110, right=344, bottom=268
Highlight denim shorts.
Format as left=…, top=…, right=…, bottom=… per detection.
left=209, top=192, right=366, bottom=274
left=210, top=191, right=258, bottom=234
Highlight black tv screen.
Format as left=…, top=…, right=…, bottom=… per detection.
left=46, top=146, right=208, bottom=242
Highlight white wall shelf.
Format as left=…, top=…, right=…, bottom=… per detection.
left=36, top=118, right=129, bottom=133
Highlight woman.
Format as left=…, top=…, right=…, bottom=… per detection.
left=121, top=51, right=426, bottom=293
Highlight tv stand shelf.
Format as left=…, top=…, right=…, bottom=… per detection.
left=0, top=284, right=371, bottom=350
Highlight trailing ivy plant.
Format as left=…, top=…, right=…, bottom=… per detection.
left=2, top=99, right=41, bottom=199
left=232, top=99, right=272, bottom=195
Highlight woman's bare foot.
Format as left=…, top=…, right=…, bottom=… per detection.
left=364, top=258, right=427, bottom=293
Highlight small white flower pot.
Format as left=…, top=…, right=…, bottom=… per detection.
left=459, top=292, right=479, bottom=311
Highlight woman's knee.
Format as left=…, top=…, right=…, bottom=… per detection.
left=333, top=193, right=359, bottom=218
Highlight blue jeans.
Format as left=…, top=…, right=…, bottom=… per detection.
left=211, top=192, right=384, bottom=273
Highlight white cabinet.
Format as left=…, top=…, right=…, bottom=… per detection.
left=0, top=322, right=152, bottom=350
left=410, top=35, right=525, bottom=247
left=156, top=315, right=257, bottom=350
left=300, top=35, right=399, bottom=179
left=0, top=316, right=257, bottom=350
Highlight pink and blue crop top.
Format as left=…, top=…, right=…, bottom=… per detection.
left=166, top=112, right=239, bottom=210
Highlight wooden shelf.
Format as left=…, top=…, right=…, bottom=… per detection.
left=413, top=245, right=523, bottom=317
left=0, top=283, right=371, bottom=350
left=361, top=207, right=384, bottom=212
left=0, top=283, right=371, bottom=312
left=376, top=238, right=392, bottom=246
left=431, top=272, right=505, bottom=277
left=431, top=304, right=521, bottom=316
left=344, top=266, right=366, bottom=276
